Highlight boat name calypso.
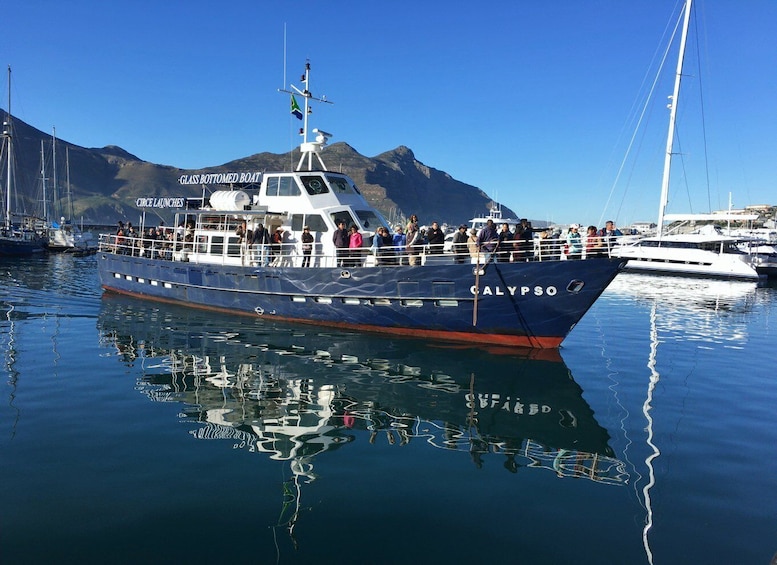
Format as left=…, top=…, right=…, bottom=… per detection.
left=135, top=197, right=186, bottom=208
left=466, top=393, right=551, bottom=415
left=470, top=285, right=557, bottom=297
left=178, top=172, right=263, bottom=185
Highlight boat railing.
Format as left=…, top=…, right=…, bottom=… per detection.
left=98, top=233, right=616, bottom=266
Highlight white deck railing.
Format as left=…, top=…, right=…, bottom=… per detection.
left=98, top=233, right=615, bottom=267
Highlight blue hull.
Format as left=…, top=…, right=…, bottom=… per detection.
left=0, top=238, right=45, bottom=257
left=97, top=252, right=624, bottom=348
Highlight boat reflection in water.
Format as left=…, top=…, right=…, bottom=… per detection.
left=604, top=272, right=759, bottom=564
left=98, top=295, right=627, bottom=536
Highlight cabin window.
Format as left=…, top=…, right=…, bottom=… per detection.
left=266, top=176, right=301, bottom=196
left=196, top=235, right=208, bottom=253
left=354, top=210, right=384, bottom=230
left=291, top=214, right=328, bottom=232
left=227, top=236, right=241, bottom=256
left=300, top=175, right=329, bottom=195
left=330, top=212, right=356, bottom=229
left=211, top=236, right=225, bottom=255
left=326, top=176, right=355, bottom=194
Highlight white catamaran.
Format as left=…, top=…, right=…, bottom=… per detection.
left=612, top=0, right=762, bottom=281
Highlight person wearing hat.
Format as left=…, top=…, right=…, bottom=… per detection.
left=452, top=224, right=469, bottom=264
left=270, top=227, right=284, bottom=265
left=467, top=228, right=480, bottom=261
left=566, top=223, right=583, bottom=260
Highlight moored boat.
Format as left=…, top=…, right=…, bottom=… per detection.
left=610, top=0, right=762, bottom=282
left=40, top=134, right=97, bottom=254
left=97, top=61, right=625, bottom=349
left=1, top=66, right=45, bottom=257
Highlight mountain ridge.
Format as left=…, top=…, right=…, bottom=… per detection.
left=3, top=111, right=519, bottom=227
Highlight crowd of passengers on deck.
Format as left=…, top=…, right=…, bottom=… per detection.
left=107, top=216, right=623, bottom=266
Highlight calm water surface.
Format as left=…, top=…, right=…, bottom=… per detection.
left=1, top=254, right=775, bottom=564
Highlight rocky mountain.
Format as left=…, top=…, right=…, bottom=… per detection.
left=4, top=111, right=518, bottom=227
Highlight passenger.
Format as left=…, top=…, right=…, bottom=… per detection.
left=452, top=224, right=469, bottom=264
left=371, top=227, right=393, bottom=265
left=467, top=228, right=479, bottom=261
left=405, top=220, right=421, bottom=266
left=127, top=225, right=140, bottom=256
left=537, top=230, right=554, bottom=261
left=598, top=220, right=623, bottom=252
left=496, top=223, right=513, bottom=262
left=392, top=225, right=407, bottom=265
left=236, top=220, right=248, bottom=243
left=476, top=219, right=499, bottom=255
left=158, top=220, right=168, bottom=240
left=515, top=218, right=534, bottom=261
left=585, top=225, right=604, bottom=258
left=566, top=224, right=583, bottom=260
left=426, top=221, right=445, bottom=254
left=380, top=226, right=395, bottom=265
left=348, top=224, right=363, bottom=267
left=301, top=226, right=314, bottom=267
left=115, top=221, right=126, bottom=254
left=281, top=228, right=295, bottom=266
left=252, top=223, right=270, bottom=265
left=270, top=228, right=283, bottom=265
left=144, top=227, right=157, bottom=257
left=332, top=219, right=349, bottom=267
left=371, top=227, right=383, bottom=259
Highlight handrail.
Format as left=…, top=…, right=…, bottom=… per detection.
left=98, top=233, right=617, bottom=266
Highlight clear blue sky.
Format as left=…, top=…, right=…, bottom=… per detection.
left=3, top=0, right=775, bottom=227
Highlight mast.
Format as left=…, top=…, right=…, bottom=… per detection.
left=40, top=140, right=48, bottom=222
left=656, top=0, right=693, bottom=238
left=52, top=127, right=58, bottom=221
left=4, top=66, right=12, bottom=228
left=66, top=147, right=74, bottom=220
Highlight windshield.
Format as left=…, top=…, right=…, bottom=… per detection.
left=326, top=175, right=356, bottom=195
left=354, top=210, right=387, bottom=231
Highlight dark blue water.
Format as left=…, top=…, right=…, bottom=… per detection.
left=1, top=254, right=775, bottom=564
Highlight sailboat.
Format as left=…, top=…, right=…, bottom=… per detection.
left=612, top=0, right=762, bottom=281
left=0, top=66, right=45, bottom=257
left=42, top=130, right=96, bottom=254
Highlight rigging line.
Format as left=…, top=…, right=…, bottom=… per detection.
left=690, top=1, right=713, bottom=213
left=671, top=125, right=696, bottom=213
left=598, top=8, right=685, bottom=229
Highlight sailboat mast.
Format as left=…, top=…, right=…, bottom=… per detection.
left=656, top=0, right=693, bottom=238
left=52, top=127, right=58, bottom=221
left=66, top=147, right=73, bottom=220
left=40, top=140, right=48, bottom=222
left=4, top=66, right=12, bottom=228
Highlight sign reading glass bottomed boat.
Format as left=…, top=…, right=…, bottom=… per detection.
left=178, top=172, right=263, bottom=185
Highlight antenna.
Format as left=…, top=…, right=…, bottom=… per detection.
left=278, top=61, right=334, bottom=171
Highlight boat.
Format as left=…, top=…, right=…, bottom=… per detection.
left=96, top=61, right=625, bottom=349
left=0, top=66, right=45, bottom=257
left=41, top=132, right=97, bottom=254
left=611, top=1, right=762, bottom=281
left=466, top=202, right=520, bottom=233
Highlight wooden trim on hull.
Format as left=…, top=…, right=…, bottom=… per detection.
left=101, top=285, right=565, bottom=350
